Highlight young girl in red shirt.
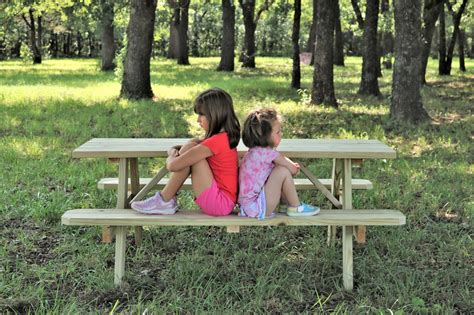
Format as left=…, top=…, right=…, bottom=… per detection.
left=131, top=88, right=240, bottom=216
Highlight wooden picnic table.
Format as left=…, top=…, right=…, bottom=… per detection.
left=72, top=138, right=396, bottom=243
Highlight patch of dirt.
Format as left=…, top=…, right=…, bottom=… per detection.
left=0, top=298, right=37, bottom=314
left=2, top=218, right=64, bottom=267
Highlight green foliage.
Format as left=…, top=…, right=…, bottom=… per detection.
left=0, top=57, right=473, bottom=313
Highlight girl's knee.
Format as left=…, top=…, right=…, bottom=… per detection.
left=179, top=141, right=198, bottom=154
left=273, top=165, right=292, bottom=177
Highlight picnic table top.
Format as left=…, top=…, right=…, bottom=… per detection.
left=72, top=138, right=396, bottom=159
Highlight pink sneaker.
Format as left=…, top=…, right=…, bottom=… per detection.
left=131, top=192, right=177, bottom=215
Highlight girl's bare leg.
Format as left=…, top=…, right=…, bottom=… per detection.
left=191, top=159, right=213, bottom=196
left=160, top=141, right=196, bottom=201
left=264, top=166, right=300, bottom=216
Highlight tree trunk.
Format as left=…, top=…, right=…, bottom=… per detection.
left=88, top=33, right=95, bottom=57
left=217, top=0, right=235, bottom=71
left=23, top=8, right=42, bottom=64
left=12, top=41, right=21, bottom=58
left=358, top=0, right=380, bottom=96
left=291, top=0, right=301, bottom=89
left=177, top=0, right=190, bottom=65
left=191, top=8, right=200, bottom=57
left=470, top=29, right=474, bottom=58
left=50, top=32, right=58, bottom=58
left=308, top=0, right=318, bottom=65
left=438, top=4, right=448, bottom=74
left=76, top=31, right=83, bottom=57
left=351, top=0, right=364, bottom=30
left=36, top=15, right=42, bottom=61
left=120, top=0, right=158, bottom=100
left=239, top=0, right=257, bottom=68
left=458, top=28, right=466, bottom=72
left=380, top=0, right=394, bottom=64
left=442, top=0, right=468, bottom=75
left=63, top=32, right=72, bottom=56
left=100, top=0, right=116, bottom=71
left=420, top=0, right=444, bottom=84
left=333, top=0, right=344, bottom=66
left=391, top=0, right=429, bottom=123
left=311, top=0, right=337, bottom=107
left=168, top=6, right=179, bottom=59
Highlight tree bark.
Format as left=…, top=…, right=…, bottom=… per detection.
left=438, top=3, right=448, bottom=74
left=333, top=0, right=344, bottom=66
left=23, top=8, right=42, bottom=64
left=49, top=31, right=58, bottom=58
left=441, top=0, right=468, bottom=75
left=88, top=33, right=95, bottom=57
left=190, top=8, right=200, bottom=57
left=311, top=0, right=337, bottom=107
left=100, top=0, right=116, bottom=71
left=380, top=0, right=394, bottom=67
left=238, top=0, right=274, bottom=68
left=239, top=0, right=257, bottom=68
left=168, top=6, right=179, bottom=59
left=217, top=0, right=236, bottom=71
left=308, top=0, right=318, bottom=65
left=351, top=0, right=364, bottom=30
left=291, top=0, right=301, bottom=89
left=458, top=28, right=466, bottom=72
left=391, top=0, right=430, bottom=123
left=120, top=0, right=158, bottom=100
left=420, top=0, right=444, bottom=84
left=64, top=32, right=72, bottom=56
left=358, top=0, right=380, bottom=96
left=76, top=31, right=83, bottom=57
left=177, top=0, right=190, bottom=65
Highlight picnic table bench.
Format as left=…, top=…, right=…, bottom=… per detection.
left=62, top=208, right=405, bottom=291
left=63, top=138, right=401, bottom=291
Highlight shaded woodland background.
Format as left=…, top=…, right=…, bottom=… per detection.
left=1, top=0, right=472, bottom=123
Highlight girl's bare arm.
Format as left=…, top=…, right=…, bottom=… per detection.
left=166, top=144, right=213, bottom=172
left=273, top=154, right=299, bottom=175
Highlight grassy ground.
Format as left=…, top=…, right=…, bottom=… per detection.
left=0, top=57, right=472, bottom=313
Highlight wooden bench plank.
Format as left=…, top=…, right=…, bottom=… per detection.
left=97, top=178, right=373, bottom=191
left=62, top=209, right=405, bottom=227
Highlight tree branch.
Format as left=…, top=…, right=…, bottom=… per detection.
left=351, top=0, right=364, bottom=29
left=255, top=0, right=275, bottom=24
left=22, top=14, right=32, bottom=29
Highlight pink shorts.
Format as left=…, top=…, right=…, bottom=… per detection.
left=195, top=180, right=235, bottom=216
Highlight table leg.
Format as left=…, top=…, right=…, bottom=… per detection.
left=342, top=158, right=353, bottom=209
left=342, top=225, right=354, bottom=290
left=343, top=159, right=366, bottom=244
left=328, top=159, right=343, bottom=246
left=129, top=158, right=143, bottom=246
left=102, top=158, right=129, bottom=243
left=114, top=226, right=127, bottom=286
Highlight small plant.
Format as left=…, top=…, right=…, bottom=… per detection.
left=297, top=88, right=311, bottom=105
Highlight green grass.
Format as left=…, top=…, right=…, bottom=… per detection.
left=1, top=56, right=473, bottom=313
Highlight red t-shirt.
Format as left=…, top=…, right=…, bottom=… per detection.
left=201, top=132, right=238, bottom=203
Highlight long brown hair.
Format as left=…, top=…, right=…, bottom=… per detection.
left=242, top=108, right=280, bottom=148
left=193, top=88, right=241, bottom=148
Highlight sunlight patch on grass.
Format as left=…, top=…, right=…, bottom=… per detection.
left=2, top=137, right=46, bottom=158
left=0, top=84, right=120, bottom=105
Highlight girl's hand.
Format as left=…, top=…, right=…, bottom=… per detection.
left=293, top=162, right=300, bottom=176
left=167, top=147, right=179, bottom=157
